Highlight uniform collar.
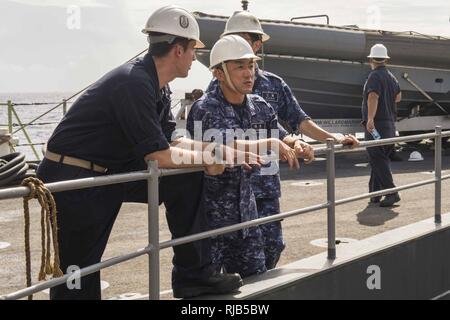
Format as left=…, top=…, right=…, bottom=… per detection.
left=214, top=84, right=256, bottom=116
left=143, top=53, right=169, bottom=102
left=374, top=65, right=387, bottom=71
left=255, top=64, right=267, bottom=79
left=254, top=64, right=268, bottom=87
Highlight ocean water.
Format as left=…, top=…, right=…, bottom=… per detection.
left=0, top=91, right=185, bottom=161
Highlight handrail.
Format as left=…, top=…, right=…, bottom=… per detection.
left=0, top=127, right=448, bottom=300
left=0, top=170, right=154, bottom=200
left=3, top=246, right=154, bottom=301
left=9, top=102, right=73, bottom=106
left=0, top=92, right=184, bottom=160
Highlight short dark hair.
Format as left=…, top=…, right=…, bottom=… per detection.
left=245, top=32, right=262, bottom=43
left=148, top=32, right=191, bottom=58
left=371, top=58, right=387, bottom=64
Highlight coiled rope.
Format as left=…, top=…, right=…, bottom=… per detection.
left=0, top=153, right=36, bottom=187
left=21, top=177, right=63, bottom=300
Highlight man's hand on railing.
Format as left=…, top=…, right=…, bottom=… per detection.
left=294, top=140, right=315, bottom=164
left=237, top=150, right=263, bottom=171
left=337, top=134, right=360, bottom=148
left=204, top=164, right=226, bottom=176
left=220, top=145, right=262, bottom=171
left=275, top=139, right=300, bottom=169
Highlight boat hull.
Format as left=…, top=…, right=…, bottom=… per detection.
left=194, top=12, right=450, bottom=69
left=194, top=12, right=450, bottom=122
left=196, top=50, right=450, bottom=120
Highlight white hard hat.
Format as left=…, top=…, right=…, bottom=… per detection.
left=368, top=43, right=390, bottom=59
left=408, top=151, right=424, bottom=162
left=142, top=5, right=205, bottom=48
left=221, top=11, right=270, bottom=42
left=210, top=35, right=261, bottom=69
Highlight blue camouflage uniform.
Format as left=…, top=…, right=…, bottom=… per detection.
left=187, top=84, right=287, bottom=277
left=206, top=65, right=310, bottom=269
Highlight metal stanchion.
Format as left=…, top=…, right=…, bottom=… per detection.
left=434, top=126, right=442, bottom=224
left=148, top=160, right=160, bottom=300
left=7, top=100, right=12, bottom=134
left=326, top=138, right=336, bottom=259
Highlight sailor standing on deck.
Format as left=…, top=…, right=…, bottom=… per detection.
left=362, top=44, right=402, bottom=207
left=187, top=35, right=300, bottom=278
left=36, top=5, right=258, bottom=299
left=206, top=11, right=360, bottom=270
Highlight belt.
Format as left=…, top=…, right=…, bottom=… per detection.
left=45, top=151, right=108, bottom=173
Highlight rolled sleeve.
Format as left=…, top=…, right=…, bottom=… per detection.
left=277, top=122, right=288, bottom=140
left=278, top=80, right=309, bottom=133
left=366, top=73, right=382, bottom=95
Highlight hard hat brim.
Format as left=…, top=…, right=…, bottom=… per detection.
left=221, top=30, right=270, bottom=42
left=367, top=55, right=390, bottom=59
left=209, top=54, right=262, bottom=70
left=194, top=40, right=206, bottom=49
left=142, top=28, right=205, bottom=49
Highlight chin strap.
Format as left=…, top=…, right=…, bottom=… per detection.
left=221, top=62, right=240, bottom=94
left=260, top=42, right=265, bottom=71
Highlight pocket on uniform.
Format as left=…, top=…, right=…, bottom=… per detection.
left=37, top=159, right=84, bottom=183
left=53, top=164, right=85, bottom=181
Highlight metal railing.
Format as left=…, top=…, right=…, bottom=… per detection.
left=0, top=95, right=184, bottom=161
left=0, top=100, right=71, bottom=160
left=0, top=127, right=449, bottom=300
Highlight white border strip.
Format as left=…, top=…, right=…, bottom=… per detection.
left=431, top=290, right=450, bottom=300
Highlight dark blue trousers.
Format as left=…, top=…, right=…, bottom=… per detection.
left=37, top=158, right=213, bottom=300
left=256, top=198, right=285, bottom=270
left=365, top=125, right=396, bottom=195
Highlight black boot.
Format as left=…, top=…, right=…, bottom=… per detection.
left=380, top=193, right=401, bottom=207
left=172, top=272, right=243, bottom=299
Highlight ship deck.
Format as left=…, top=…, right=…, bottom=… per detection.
left=1, top=145, right=449, bottom=299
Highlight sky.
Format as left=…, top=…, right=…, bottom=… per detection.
left=0, top=0, right=449, bottom=93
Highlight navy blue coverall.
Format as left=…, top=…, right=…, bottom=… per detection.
left=37, top=54, right=214, bottom=299
left=362, top=65, right=401, bottom=196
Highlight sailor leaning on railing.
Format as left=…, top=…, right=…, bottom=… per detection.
left=34, top=5, right=257, bottom=300
left=187, top=34, right=303, bottom=281
left=204, top=10, right=359, bottom=271
left=21, top=6, right=356, bottom=301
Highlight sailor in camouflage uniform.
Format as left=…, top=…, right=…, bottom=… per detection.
left=206, top=11, right=360, bottom=269
left=187, top=35, right=300, bottom=277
